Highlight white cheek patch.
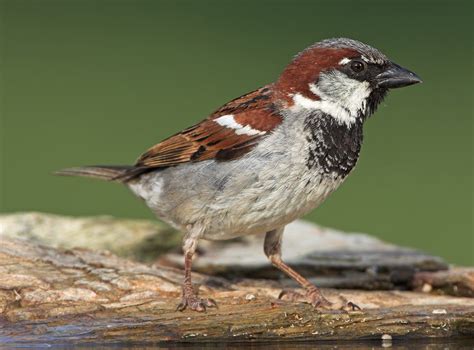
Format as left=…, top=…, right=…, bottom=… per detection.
left=214, top=114, right=266, bottom=136
left=292, top=94, right=356, bottom=126
left=310, top=78, right=371, bottom=121
left=291, top=70, right=373, bottom=127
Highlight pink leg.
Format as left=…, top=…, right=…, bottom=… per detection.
left=176, top=233, right=217, bottom=312
left=264, top=228, right=360, bottom=310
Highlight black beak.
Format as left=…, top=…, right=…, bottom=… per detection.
left=376, top=62, right=422, bottom=89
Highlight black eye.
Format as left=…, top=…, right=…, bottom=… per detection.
left=350, top=60, right=365, bottom=73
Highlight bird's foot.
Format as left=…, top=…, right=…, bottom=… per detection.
left=176, top=294, right=217, bottom=312
left=278, top=287, right=360, bottom=311
left=279, top=287, right=331, bottom=308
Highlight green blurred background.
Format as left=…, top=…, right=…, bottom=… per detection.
left=1, top=0, right=472, bottom=265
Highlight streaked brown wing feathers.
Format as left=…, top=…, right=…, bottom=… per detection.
left=135, top=86, right=281, bottom=169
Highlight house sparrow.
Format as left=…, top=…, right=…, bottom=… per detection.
left=57, top=38, right=421, bottom=312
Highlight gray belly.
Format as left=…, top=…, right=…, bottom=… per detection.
left=128, top=155, right=344, bottom=240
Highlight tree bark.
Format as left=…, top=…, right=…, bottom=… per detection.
left=0, top=237, right=473, bottom=346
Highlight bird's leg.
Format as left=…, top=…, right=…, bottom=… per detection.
left=264, top=228, right=359, bottom=310
left=176, top=229, right=217, bottom=312
left=264, top=228, right=331, bottom=308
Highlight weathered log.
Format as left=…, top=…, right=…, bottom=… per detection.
left=0, top=237, right=472, bottom=346
left=413, top=267, right=474, bottom=298
left=161, top=220, right=448, bottom=291
left=0, top=213, right=449, bottom=291
left=0, top=212, right=180, bottom=260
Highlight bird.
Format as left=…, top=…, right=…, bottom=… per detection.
left=57, top=38, right=422, bottom=312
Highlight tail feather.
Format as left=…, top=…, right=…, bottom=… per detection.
left=54, top=165, right=147, bottom=182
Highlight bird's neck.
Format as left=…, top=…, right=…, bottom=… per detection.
left=279, top=78, right=372, bottom=127
left=302, top=110, right=364, bottom=177
left=290, top=93, right=362, bottom=127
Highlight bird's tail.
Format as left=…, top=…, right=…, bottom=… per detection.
left=54, top=165, right=147, bottom=182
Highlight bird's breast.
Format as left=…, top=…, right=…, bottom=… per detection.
left=303, top=112, right=364, bottom=178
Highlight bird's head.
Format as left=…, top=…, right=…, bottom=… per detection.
left=274, top=38, right=422, bottom=125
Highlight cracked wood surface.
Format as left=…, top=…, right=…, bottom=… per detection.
left=0, top=237, right=473, bottom=346
left=0, top=212, right=449, bottom=292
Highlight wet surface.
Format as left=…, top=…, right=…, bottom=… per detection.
left=1, top=339, right=473, bottom=350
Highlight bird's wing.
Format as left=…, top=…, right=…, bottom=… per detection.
left=135, top=86, right=282, bottom=168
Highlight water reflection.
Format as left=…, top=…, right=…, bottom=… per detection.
left=3, top=339, right=472, bottom=350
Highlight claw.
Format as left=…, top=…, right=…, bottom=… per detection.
left=176, top=295, right=218, bottom=312
left=278, top=288, right=361, bottom=311
left=278, top=289, right=302, bottom=300
left=205, top=298, right=218, bottom=308
left=278, top=289, right=296, bottom=301
left=176, top=302, right=186, bottom=312
left=346, top=301, right=362, bottom=311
